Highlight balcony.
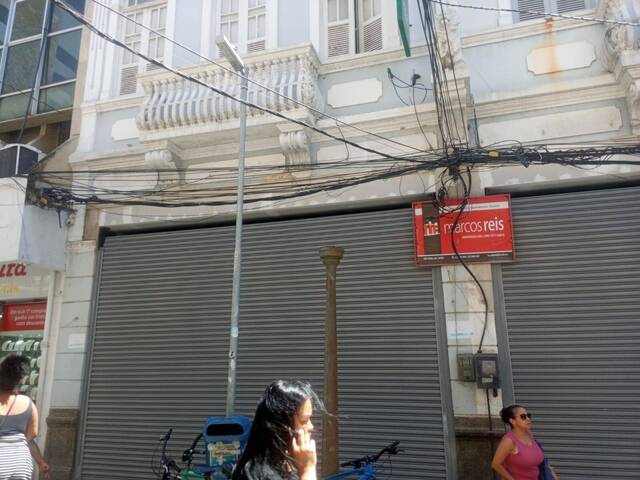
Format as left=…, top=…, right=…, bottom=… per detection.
left=135, top=44, right=323, bottom=153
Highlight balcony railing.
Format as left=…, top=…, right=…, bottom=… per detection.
left=136, top=45, right=323, bottom=133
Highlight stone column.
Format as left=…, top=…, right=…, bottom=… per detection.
left=44, top=408, right=80, bottom=480
left=319, top=246, right=344, bottom=477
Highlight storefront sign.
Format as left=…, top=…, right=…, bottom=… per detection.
left=0, top=302, right=47, bottom=331
left=0, top=263, right=27, bottom=277
left=413, top=195, right=515, bottom=266
left=0, top=263, right=49, bottom=301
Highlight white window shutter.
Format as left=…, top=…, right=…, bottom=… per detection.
left=515, top=0, right=547, bottom=21
left=327, top=0, right=354, bottom=57
left=555, top=0, right=586, bottom=13
left=248, top=39, right=265, bottom=53
left=328, top=23, right=350, bottom=57
left=119, top=65, right=139, bottom=95
left=361, top=16, right=382, bottom=52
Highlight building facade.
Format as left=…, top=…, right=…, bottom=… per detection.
left=34, top=0, right=640, bottom=479
left=0, top=1, right=88, bottom=478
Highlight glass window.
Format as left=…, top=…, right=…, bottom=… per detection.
left=43, top=30, right=81, bottom=85
left=37, top=82, right=75, bottom=113
left=11, top=0, right=45, bottom=41
left=0, top=93, right=29, bottom=121
left=2, top=40, right=40, bottom=93
left=0, top=0, right=10, bottom=45
left=128, top=0, right=155, bottom=6
left=51, top=0, right=85, bottom=32
left=221, top=0, right=239, bottom=15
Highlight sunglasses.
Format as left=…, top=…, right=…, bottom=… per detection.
left=518, top=413, right=532, bottom=420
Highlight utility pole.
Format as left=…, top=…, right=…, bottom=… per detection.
left=216, top=35, right=248, bottom=417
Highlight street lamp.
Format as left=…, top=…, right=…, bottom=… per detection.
left=216, top=34, right=248, bottom=417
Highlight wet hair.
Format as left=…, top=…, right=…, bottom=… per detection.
left=0, top=354, right=30, bottom=392
left=232, top=380, right=321, bottom=480
left=500, top=404, right=525, bottom=427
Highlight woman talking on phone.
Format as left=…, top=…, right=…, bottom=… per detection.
left=491, top=404, right=558, bottom=480
left=232, top=380, right=321, bottom=480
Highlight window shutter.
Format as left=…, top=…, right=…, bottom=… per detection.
left=247, top=2, right=266, bottom=54
left=516, top=0, right=547, bottom=21
left=119, top=65, right=138, bottom=95
left=556, top=0, right=586, bottom=13
left=328, top=23, right=350, bottom=57
left=327, top=0, right=353, bottom=57
left=361, top=16, right=382, bottom=52
left=248, top=39, right=265, bottom=53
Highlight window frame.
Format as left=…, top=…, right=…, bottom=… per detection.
left=118, top=0, right=167, bottom=95
left=511, top=0, right=595, bottom=23
left=0, top=0, right=83, bottom=121
left=324, top=0, right=385, bottom=60
left=214, top=0, right=270, bottom=58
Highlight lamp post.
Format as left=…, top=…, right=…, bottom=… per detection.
left=216, top=34, right=248, bottom=417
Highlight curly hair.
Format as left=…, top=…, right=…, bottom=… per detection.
left=0, top=353, right=30, bottom=391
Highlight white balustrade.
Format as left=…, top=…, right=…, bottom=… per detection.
left=136, top=45, right=323, bottom=132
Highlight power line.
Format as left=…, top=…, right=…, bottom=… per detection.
left=54, top=0, right=437, bottom=165
left=428, top=0, right=640, bottom=27
left=82, top=0, right=432, bottom=155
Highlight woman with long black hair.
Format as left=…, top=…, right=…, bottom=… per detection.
left=232, top=380, right=320, bottom=480
left=0, top=353, right=49, bottom=479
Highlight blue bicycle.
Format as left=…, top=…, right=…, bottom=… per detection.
left=325, top=441, right=402, bottom=480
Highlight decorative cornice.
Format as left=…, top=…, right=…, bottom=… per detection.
left=474, top=74, right=623, bottom=119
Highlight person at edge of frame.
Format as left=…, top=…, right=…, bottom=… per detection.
left=491, top=404, right=559, bottom=480
left=0, top=353, right=50, bottom=480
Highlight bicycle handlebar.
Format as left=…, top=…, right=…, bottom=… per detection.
left=160, top=428, right=182, bottom=476
left=339, top=441, right=401, bottom=468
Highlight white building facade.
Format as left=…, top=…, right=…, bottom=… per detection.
left=39, top=0, right=640, bottom=478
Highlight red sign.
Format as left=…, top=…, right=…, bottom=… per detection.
left=413, top=195, right=515, bottom=266
left=0, top=302, right=47, bottom=332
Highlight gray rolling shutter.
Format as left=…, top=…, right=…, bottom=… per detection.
left=80, top=207, right=449, bottom=478
left=499, top=186, right=640, bottom=479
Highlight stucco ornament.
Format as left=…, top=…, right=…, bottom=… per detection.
left=144, top=147, right=186, bottom=183
left=627, top=79, right=640, bottom=134
left=601, top=0, right=638, bottom=70
left=435, top=7, right=463, bottom=70
left=279, top=130, right=311, bottom=168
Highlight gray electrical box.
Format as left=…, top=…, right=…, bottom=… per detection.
left=474, top=353, right=500, bottom=389
left=457, top=353, right=476, bottom=382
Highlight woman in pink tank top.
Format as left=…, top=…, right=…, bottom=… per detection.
left=491, top=405, right=559, bottom=480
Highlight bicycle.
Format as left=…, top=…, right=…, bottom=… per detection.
left=153, top=428, right=210, bottom=480
left=324, top=441, right=402, bottom=480
left=154, top=427, right=239, bottom=480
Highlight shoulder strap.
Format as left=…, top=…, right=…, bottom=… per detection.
left=0, top=395, right=18, bottom=429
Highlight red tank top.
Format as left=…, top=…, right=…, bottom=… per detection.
left=501, top=431, right=544, bottom=480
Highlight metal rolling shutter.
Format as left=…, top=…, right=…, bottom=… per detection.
left=80, top=207, right=449, bottom=479
left=500, top=186, right=640, bottom=479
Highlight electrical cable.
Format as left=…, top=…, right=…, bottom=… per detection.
left=427, top=0, right=640, bottom=27
left=82, top=0, right=432, bottom=156
left=435, top=0, right=468, bottom=144
left=54, top=0, right=441, bottom=165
